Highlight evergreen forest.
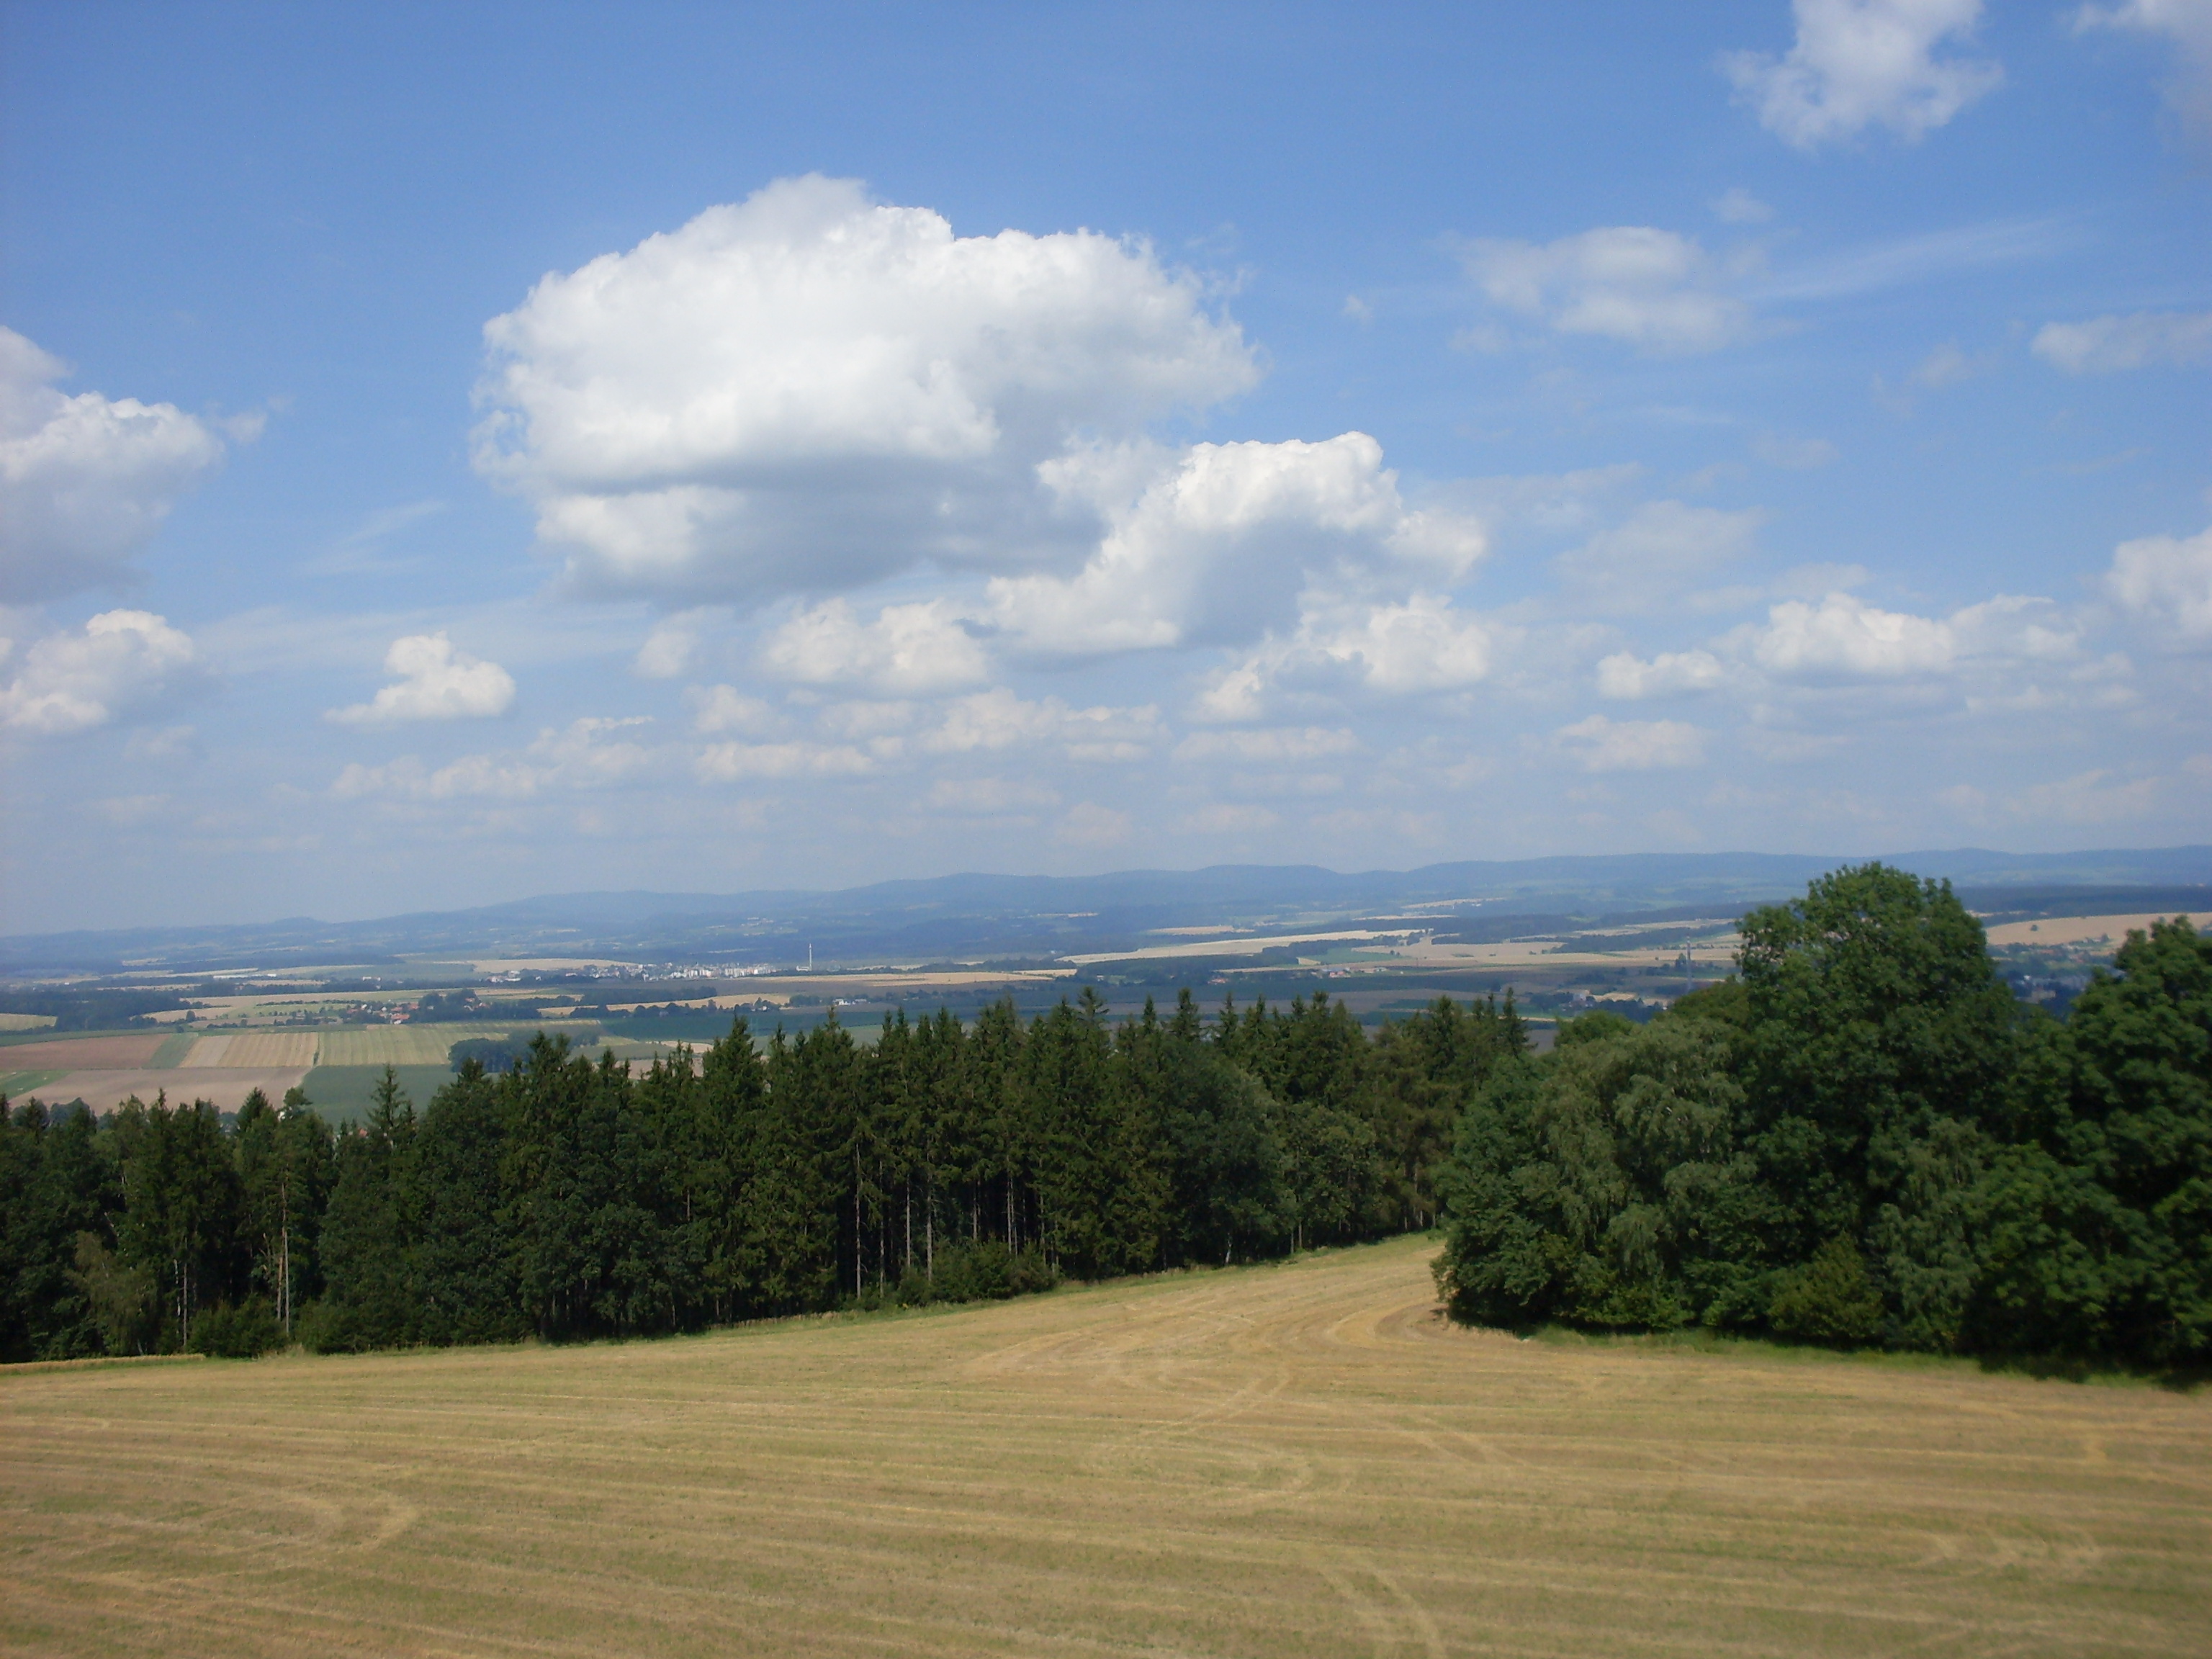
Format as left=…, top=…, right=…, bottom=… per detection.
left=3, top=863, right=2206, bottom=1371
left=1, top=982, right=1517, bottom=1359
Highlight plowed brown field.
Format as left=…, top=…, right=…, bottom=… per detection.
left=0, top=1033, right=168, bottom=1070
left=2, top=1236, right=2207, bottom=1658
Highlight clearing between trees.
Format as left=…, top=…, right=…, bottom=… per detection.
left=3, top=1233, right=2207, bottom=1658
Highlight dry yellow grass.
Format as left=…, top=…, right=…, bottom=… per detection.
left=316, top=1025, right=521, bottom=1067
left=24, top=1067, right=314, bottom=1114
left=1983, top=913, right=2206, bottom=948
left=3, top=1235, right=2208, bottom=1658
left=179, top=1033, right=320, bottom=1069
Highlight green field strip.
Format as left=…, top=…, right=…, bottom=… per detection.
left=0, top=1070, right=68, bottom=1100
left=0, top=1027, right=141, bottom=1049
left=297, top=1064, right=459, bottom=1124
left=150, top=1033, right=197, bottom=1066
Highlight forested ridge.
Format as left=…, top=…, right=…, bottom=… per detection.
left=5, top=862, right=2206, bottom=1370
left=1, top=986, right=1521, bottom=1359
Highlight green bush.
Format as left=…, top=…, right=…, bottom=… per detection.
left=189, top=1298, right=285, bottom=1358
left=1767, top=1236, right=1884, bottom=1345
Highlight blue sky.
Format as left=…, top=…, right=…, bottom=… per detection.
left=3, top=1, right=2208, bottom=932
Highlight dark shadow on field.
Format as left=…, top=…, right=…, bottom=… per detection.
left=1449, top=1318, right=2211, bottom=1393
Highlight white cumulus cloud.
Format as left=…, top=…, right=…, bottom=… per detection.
left=1745, top=590, right=2082, bottom=682
left=1724, top=0, right=2002, bottom=149
left=1456, top=228, right=1755, bottom=354
left=0, top=608, right=198, bottom=735
left=474, top=175, right=1256, bottom=602
left=2105, top=522, right=2212, bottom=640
left=0, top=327, right=229, bottom=603
left=1190, top=594, right=1497, bottom=721
left=1749, top=591, right=1957, bottom=678
left=2032, top=310, right=2212, bottom=372
left=1314, top=595, right=1496, bottom=693
left=985, top=434, right=1483, bottom=655
left=328, top=632, right=518, bottom=724
left=762, top=597, right=990, bottom=692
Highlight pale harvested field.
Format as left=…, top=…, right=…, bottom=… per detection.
left=317, top=1025, right=513, bottom=1067
left=1067, top=930, right=1412, bottom=964
left=180, top=1032, right=321, bottom=1068
left=3, top=1237, right=2208, bottom=1658
left=23, top=1066, right=311, bottom=1113
left=1984, top=913, right=2206, bottom=948
left=1080, top=933, right=1742, bottom=973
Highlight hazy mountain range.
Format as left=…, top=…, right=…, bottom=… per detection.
left=6, top=847, right=2209, bottom=977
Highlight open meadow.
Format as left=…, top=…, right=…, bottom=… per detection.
left=3, top=1234, right=2208, bottom=1658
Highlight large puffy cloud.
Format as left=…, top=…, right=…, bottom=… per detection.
left=1456, top=228, right=1755, bottom=354
left=476, top=181, right=1488, bottom=693
left=1723, top=0, right=2002, bottom=149
left=2032, top=310, right=2212, bottom=372
left=328, top=632, right=518, bottom=724
left=474, top=175, right=1256, bottom=601
left=985, top=435, right=1483, bottom=654
left=2105, top=523, right=2212, bottom=641
left=1, top=328, right=228, bottom=603
left=0, top=608, right=198, bottom=735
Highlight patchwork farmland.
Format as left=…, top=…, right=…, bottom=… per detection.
left=0, top=1022, right=643, bottom=1116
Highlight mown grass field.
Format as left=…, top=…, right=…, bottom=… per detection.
left=3, top=1235, right=2207, bottom=1658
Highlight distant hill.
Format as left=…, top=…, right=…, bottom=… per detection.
left=6, top=846, right=2208, bottom=976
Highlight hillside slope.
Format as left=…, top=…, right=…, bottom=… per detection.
left=4, top=1236, right=2208, bottom=1656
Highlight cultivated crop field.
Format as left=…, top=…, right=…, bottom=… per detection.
left=3, top=1236, right=2208, bottom=1658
